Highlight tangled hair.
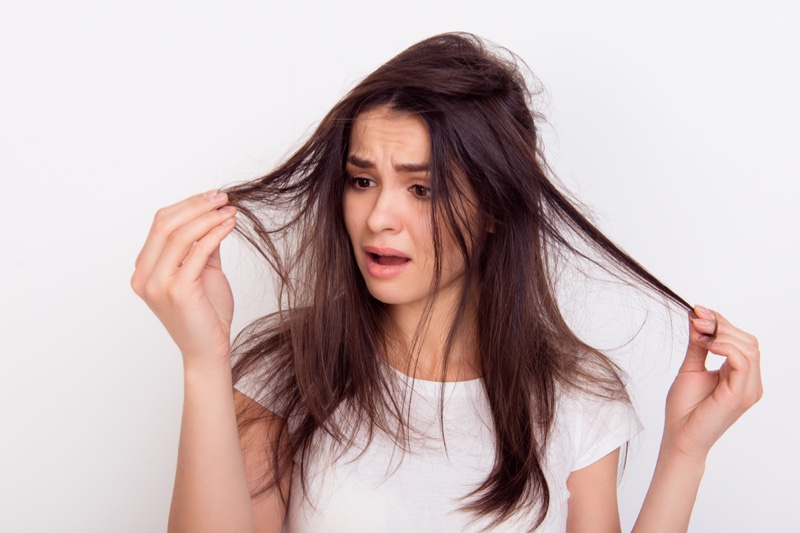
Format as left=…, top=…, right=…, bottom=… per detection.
left=227, top=32, right=691, bottom=529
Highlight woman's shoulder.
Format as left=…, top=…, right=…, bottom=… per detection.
left=231, top=309, right=305, bottom=417
left=552, top=380, right=642, bottom=472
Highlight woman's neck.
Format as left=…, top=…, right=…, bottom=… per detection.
left=385, top=291, right=481, bottom=382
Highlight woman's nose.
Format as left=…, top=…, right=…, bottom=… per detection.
left=365, top=188, right=401, bottom=233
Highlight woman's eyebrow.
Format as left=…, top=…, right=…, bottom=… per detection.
left=346, top=155, right=430, bottom=173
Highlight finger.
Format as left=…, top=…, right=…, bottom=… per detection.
left=712, top=312, right=759, bottom=353
left=685, top=305, right=758, bottom=374
left=707, top=340, right=762, bottom=408
left=711, top=319, right=762, bottom=395
left=207, top=241, right=223, bottom=271
left=151, top=189, right=229, bottom=231
left=681, top=310, right=711, bottom=373
left=135, top=190, right=228, bottom=276
left=149, top=206, right=237, bottom=282
left=136, top=190, right=225, bottom=265
left=691, top=305, right=718, bottom=336
left=689, top=315, right=717, bottom=337
left=176, top=217, right=236, bottom=282
left=692, top=307, right=760, bottom=363
left=693, top=306, right=763, bottom=408
left=689, top=306, right=755, bottom=353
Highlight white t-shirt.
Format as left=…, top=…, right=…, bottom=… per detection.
left=236, top=366, right=641, bottom=532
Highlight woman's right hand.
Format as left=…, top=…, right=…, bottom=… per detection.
left=131, top=190, right=238, bottom=367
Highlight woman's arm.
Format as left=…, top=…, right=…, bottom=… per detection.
left=169, top=367, right=289, bottom=533
left=633, top=306, right=762, bottom=532
left=131, top=191, right=288, bottom=532
left=168, top=360, right=259, bottom=532
left=236, top=390, right=293, bottom=533
left=566, top=449, right=623, bottom=533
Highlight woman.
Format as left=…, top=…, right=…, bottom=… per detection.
left=131, top=33, right=762, bottom=532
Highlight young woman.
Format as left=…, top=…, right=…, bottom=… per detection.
left=132, top=33, right=762, bottom=532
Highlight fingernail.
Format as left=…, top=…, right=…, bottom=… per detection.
left=219, top=206, right=236, bottom=215
left=696, top=319, right=713, bottom=328
left=694, top=304, right=711, bottom=315
left=204, top=190, right=227, bottom=205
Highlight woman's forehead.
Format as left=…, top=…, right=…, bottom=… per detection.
left=349, top=106, right=431, bottom=162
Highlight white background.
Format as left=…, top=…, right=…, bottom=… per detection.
left=1, top=1, right=797, bottom=531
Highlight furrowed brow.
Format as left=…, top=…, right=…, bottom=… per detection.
left=346, top=155, right=430, bottom=174
left=346, top=155, right=374, bottom=169
left=394, top=162, right=431, bottom=173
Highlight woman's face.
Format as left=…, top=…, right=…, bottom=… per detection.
left=342, top=106, right=468, bottom=315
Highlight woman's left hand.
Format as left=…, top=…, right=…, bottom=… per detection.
left=662, top=305, right=763, bottom=460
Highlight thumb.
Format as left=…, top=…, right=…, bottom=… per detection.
left=680, top=305, right=717, bottom=373
left=206, top=245, right=223, bottom=270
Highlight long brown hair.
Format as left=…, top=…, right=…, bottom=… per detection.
left=227, top=32, right=691, bottom=529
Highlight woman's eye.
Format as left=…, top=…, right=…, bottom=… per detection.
left=411, top=185, right=431, bottom=199
left=349, top=177, right=374, bottom=190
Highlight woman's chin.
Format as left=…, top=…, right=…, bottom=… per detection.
left=366, top=289, right=423, bottom=309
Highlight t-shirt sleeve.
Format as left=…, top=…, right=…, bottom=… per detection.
left=232, top=350, right=291, bottom=418
left=233, top=367, right=271, bottom=408
left=566, top=392, right=643, bottom=472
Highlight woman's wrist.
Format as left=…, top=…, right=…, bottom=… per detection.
left=653, top=433, right=708, bottom=494
left=182, top=352, right=234, bottom=388
left=657, top=429, right=711, bottom=471
left=633, top=434, right=708, bottom=532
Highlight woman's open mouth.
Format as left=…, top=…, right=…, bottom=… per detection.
left=369, top=252, right=410, bottom=266
left=364, top=247, right=411, bottom=278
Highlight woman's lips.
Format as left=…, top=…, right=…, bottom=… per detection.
left=363, top=246, right=411, bottom=278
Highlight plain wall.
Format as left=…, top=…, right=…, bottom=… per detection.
left=1, top=1, right=797, bottom=531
